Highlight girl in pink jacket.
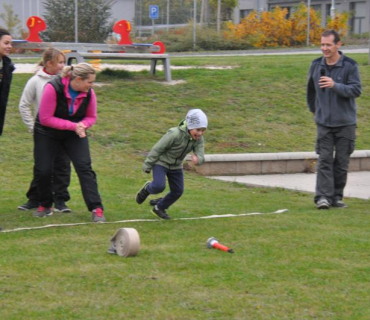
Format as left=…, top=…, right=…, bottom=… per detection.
left=33, top=63, right=105, bottom=222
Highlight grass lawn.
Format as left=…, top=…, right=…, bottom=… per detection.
left=0, top=53, right=370, bottom=319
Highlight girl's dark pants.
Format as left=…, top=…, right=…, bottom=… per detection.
left=26, top=148, right=71, bottom=204
left=146, top=164, right=184, bottom=210
left=34, top=131, right=103, bottom=211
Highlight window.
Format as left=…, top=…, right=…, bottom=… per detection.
left=240, top=9, right=253, bottom=19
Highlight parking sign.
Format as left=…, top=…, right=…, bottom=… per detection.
left=149, top=5, right=159, bottom=19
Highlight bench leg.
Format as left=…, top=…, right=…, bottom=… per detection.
left=162, top=58, right=172, bottom=82
left=65, top=52, right=85, bottom=65
left=150, top=59, right=157, bottom=75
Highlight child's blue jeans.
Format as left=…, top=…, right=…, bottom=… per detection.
left=146, top=164, right=184, bottom=210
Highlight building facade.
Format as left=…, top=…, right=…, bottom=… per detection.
left=234, top=0, right=370, bottom=34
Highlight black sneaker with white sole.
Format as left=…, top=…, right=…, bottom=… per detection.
left=332, top=199, right=348, bottom=208
left=136, top=182, right=150, bottom=204
left=18, top=201, right=39, bottom=211
left=151, top=205, right=171, bottom=220
left=149, top=198, right=163, bottom=206
left=54, top=201, right=72, bottom=213
left=316, top=197, right=330, bottom=210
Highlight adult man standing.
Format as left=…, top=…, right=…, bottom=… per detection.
left=307, top=29, right=362, bottom=209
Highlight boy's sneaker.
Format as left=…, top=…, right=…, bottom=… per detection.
left=136, top=182, right=150, bottom=204
left=149, top=198, right=163, bottom=206
left=316, top=197, right=330, bottom=210
left=33, top=206, right=53, bottom=218
left=151, top=205, right=171, bottom=220
left=18, top=201, right=39, bottom=211
left=54, top=201, right=72, bottom=213
left=108, top=243, right=117, bottom=254
left=332, top=199, right=348, bottom=208
left=92, top=208, right=106, bottom=223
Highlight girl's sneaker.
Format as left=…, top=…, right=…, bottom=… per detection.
left=92, top=208, right=106, bottom=223
left=33, top=206, right=53, bottom=218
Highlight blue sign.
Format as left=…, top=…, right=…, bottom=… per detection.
left=149, top=5, right=159, bottom=19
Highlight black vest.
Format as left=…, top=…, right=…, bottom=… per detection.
left=35, top=76, right=91, bottom=139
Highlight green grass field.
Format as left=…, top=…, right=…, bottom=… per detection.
left=0, top=53, right=370, bottom=319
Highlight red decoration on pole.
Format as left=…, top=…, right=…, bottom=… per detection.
left=26, top=16, right=46, bottom=42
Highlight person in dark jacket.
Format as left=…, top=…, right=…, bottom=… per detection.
left=136, top=109, right=208, bottom=220
left=0, top=28, right=14, bottom=136
left=0, top=28, right=14, bottom=231
left=307, top=29, right=362, bottom=209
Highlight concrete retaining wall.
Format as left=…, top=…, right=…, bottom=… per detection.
left=186, top=150, right=370, bottom=176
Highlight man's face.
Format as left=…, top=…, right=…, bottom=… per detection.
left=321, top=35, right=341, bottom=60
left=0, top=35, right=12, bottom=57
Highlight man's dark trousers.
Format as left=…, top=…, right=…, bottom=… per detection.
left=315, top=124, right=356, bottom=204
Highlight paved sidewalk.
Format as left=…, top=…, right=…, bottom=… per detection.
left=209, top=171, right=370, bottom=200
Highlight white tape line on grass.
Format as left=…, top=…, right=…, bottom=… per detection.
left=1, top=209, right=288, bottom=233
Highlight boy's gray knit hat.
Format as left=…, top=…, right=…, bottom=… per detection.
left=186, top=109, right=208, bottom=130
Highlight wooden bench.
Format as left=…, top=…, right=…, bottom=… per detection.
left=12, top=41, right=173, bottom=82
left=65, top=51, right=172, bottom=82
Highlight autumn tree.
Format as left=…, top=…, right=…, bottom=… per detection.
left=290, top=3, right=322, bottom=45
left=0, top=3, right=21, bottom=37
left=326, top=12, right=349, bottom=37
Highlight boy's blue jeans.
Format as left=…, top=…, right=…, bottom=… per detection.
left=146, top=165, right=184, bottom=210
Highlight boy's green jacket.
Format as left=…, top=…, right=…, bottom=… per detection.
left=143, top=120, right=205, bottom=172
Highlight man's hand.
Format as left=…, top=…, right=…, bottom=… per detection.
left=76, top=122, right=87, bottom=138
left=319, top=76, right=334, bottom=89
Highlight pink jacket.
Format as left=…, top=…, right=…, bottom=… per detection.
left=39, top=77, right=97, bottom=131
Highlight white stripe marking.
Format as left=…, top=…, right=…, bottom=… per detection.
left=1, top=209, right=288, bottom=233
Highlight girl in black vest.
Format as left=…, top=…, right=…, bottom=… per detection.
left=33, top=63, right=105, bottom=222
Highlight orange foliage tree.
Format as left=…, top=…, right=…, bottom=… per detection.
left=225, top=4, right=349, bottom=48
left=326, top=12, right=350, bottom=38
left=290, top=3, right=322, bottom=45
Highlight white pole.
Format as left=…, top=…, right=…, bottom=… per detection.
left=217, top=0, right=221, bottom=33
left=330, top=0, right=335, bottom=19
left=75, top=0, right=78, bottom=43
left=307, top=0, right=311, bottom=46
left=22, top=0, right=25, bottom=29
left=193, top=0, right=196, bottom=50
left=368, top=2, right=370, bottom=64
left=167, top=0, right=169, bottom=31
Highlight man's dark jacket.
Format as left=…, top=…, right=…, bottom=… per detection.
left=306, top=52, right=361, bottom=127
left=0, top=56, right=15, bottom=136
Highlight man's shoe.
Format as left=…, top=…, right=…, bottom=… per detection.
left=332, top=200, right=348, bottom=208
left=136, top=182, right=150, bottom=204
left=149, top=198, right=163, bottom=206
left=18, top=201, right=39, bottom=211
left=92, top=208, right=106, bottom=223
left=316, top=197, right=330, bottom=210
left=33, top=206, right=53, bottom=218
left=151, top=205, right=171, bottom=220
left=54, top=201, right=72, bottom=213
